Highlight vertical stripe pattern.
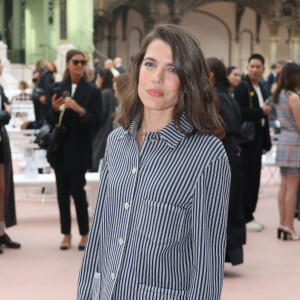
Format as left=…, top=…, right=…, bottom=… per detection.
left=77, top=114, right=231, bottom=300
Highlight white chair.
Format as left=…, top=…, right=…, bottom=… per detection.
left=8, top=100, right=35, bottom=128
left=260, top=144, right=279, bottom=196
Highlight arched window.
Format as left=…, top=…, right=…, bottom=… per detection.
left=181, top=10, right=231, bottom=66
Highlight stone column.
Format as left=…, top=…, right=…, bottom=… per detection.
left=107, top=16, right=117, bottom=59
left=268, top=20, right=279, bottom=64
left=0, top=41, right=18, bottom=90
left=290, top=37, right=300, bottom=63
left=270, top=36, right=278, bottom=64
left=66, top=0, right=94, bottom=59
left=0, top=0, right=4, bottom=41
left=0, top=40, right=10, bottom=69
left=25, top=0, right=60, bottom=64
left=290, top=22, right=300, bottom=63
left=12, top=0, right=22, bottom=62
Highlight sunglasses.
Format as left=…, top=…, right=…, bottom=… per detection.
left=71, top=59, right=87, bottom=66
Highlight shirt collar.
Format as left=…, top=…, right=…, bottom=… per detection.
left=122, top=113, right=193, bottom=149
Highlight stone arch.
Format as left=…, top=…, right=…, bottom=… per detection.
left=180, top=9, right=232, bottom=65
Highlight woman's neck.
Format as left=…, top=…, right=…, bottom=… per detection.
left=140, top=109, right=173, bottom=133
left=70, top=75, right=81, bottom=85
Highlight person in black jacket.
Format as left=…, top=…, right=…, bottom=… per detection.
left=91, top=68, right=118, bottom=171
left=207, top=57, right=245, bottom=265
left=47, top=49, right=103, bottom=251
left=0, top=58, right=21, bottom=254
left=234, top=53, right=272, bottom=232
left=29, top=61, right=55, bottom=129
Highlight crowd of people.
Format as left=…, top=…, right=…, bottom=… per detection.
left=0, top=51, right=130, bottom=254
left=0, top=22, right=300, bottom=298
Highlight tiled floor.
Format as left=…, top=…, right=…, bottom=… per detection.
left=1, top=166, right=299, bottom=300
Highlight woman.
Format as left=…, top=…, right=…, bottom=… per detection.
left=0, top=58, right=21, bottom=254
left=11, top=81, right=31, bottom=102
left=226, top=66, right=241, bottom=96
left=91, top=68, right=118, bottom=171
left=47, top=61, right=57, bottom=80
left=47, top=49, right=103, bottom=250
left=78, top=24, right=230, bottom=299
left=29, top=59, right=55, bottom=129
left=207, top=57, right=245, bottom=266
left=273, top=63, right=300, bottom=240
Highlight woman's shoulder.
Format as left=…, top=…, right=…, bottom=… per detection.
left=189, top=132, right=227, bottom=162
left=101, top=89, right=114, bottom=98
left=286, top=90, right=299, bottom=99
left=107, top=126, right=126, bottom=142
left=287, top=91, right=300, bottom=105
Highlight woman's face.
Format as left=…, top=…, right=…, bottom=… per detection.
left=47, top=62, right=54, bottom=72
left=227, top=68, right=241, bottom=88
left=67, top=54, right=85, bottom=78
left=138, top=39, right=180, bottom=116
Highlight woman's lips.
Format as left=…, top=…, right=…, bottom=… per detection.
left=147, top=89, right=164, bottom=97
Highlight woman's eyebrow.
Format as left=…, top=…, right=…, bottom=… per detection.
left=143, top=56, right=174, bottom=66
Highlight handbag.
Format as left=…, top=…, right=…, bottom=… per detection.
left=35, top=109, right=65, bottom=152
left=237, top=121, right=255, bottom=143
left=237, top=84, right=256, bottom=144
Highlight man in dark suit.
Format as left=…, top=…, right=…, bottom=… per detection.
left=234, top=53, right=272, bottom=232
left=114, top=57, right=126, bottom=74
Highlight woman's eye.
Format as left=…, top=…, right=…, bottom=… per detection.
left=168, top=67, right=176, bottom=74
left=145, top=62, right=155, bottom=68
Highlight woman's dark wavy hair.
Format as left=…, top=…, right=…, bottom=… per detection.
left=206, top=57, right=230, bottom=88
left=97, top=67, right=114, bottom=90
left=116, top=24, right=224, bottom=139
left=226, top=65, right=237, bottom=76
left=62, top=49, right=85, bottom=84
left=273, top=63, right=300, bottom=104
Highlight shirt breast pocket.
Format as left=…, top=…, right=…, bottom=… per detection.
left=136, top=199, right=186, bottom=245
left=138, top=283, right=186, bottom=299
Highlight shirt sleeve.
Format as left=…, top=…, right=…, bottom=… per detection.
left=187, top=157, right=231, bottom=300
left=77, top=140, right=110, bottom=299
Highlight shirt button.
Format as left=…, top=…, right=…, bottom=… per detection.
left=109, top=273, right=116, bottom=280
left=121, top=202, right=130, bottom=210
left=117, top=238, right=124, bottom=245
left=130, top=167, right=137, bottom=174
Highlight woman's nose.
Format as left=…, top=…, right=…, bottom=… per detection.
left=152, top=68, right=164, bottom=83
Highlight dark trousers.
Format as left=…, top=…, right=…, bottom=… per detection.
left=54, top=167, right=89, bottom=235
left=241, top=147, right=262, bottom=223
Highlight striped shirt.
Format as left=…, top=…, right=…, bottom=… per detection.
left=77, top=113, right=231, bottom=300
